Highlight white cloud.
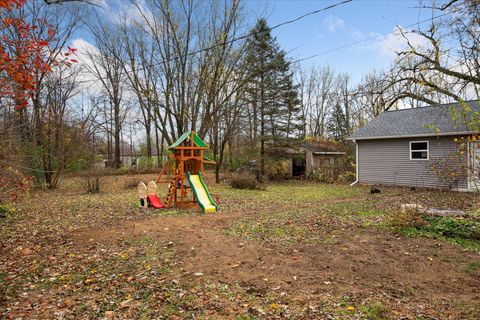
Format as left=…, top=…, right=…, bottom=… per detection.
left=69, top=38, right=105, bottom=95
left=71, top=37, right=99, bottom=55
left=109, top=0, right=155, bottom=27
left=323, top=16, right=345, bottom=32
left=69, top=38, right=142, bottom=103
left=371, top=26, right=431, bottom=58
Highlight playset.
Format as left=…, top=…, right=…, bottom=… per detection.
left=137, top=131, right=218, bottom=213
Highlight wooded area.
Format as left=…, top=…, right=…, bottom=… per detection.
left=0, top=0, right=478, bottom=195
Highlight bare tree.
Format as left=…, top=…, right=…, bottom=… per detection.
left=85, top=14, right=127, bottom=168
left=40, top=65, right=81, bottom=187
left=382, top=0, right=479, bottom=108
left=296, top=65, right=341, bottom=139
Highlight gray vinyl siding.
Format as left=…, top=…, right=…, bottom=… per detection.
left=357, top=137, right=468, bottom=189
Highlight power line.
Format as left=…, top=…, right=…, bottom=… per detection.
left=292, top=10, right=458, bottom=64
left=186, top=0, right=353, bottom=55
left=77, top=0, right=353, bottom=83
left=77, top=0, right=459, bottom=87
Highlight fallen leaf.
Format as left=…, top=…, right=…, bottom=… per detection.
left=105, top=311, right=115, bottom=319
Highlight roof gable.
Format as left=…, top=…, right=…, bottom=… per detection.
left=350, top=100, right=480, bottom=140
left=168, top=131, right=208, bottom=149
left=303, top=140, right=345, bottom=153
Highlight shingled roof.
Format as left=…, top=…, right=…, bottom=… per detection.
left=349, top=100, right=480, bottom=140
left=303, top=140, right=346, bottom=154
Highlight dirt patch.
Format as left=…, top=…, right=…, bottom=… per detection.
left=3, top=176, right=479, bottom=319
left=74, top=204, right=480, bottom=317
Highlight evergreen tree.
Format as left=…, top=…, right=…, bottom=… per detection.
left=327, top=102, right=347, bottom=141
left=274, top=51, right=303, bottom=142
left=242, top=18, right=302, bottom=178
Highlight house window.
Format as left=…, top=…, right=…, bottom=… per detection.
left=410, top=141, right=429, bottom=160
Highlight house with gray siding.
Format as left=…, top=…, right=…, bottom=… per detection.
left=348, top=100, right=480, bottom=191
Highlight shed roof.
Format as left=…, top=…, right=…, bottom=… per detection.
left=349, top=100, right=480, bottom=140
left=168, top=131, right=208, bottom=149
left=303, top=140, right=346, bottom=154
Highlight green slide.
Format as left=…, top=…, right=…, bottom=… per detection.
left=187, top=171, right=218, bottom=213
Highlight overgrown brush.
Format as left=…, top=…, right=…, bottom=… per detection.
left=388, top=207, right=428, bottom=229
left=423, top=216, right=480, bottom=241
left=123, top=178, right=140, bottom=189
left=0, top=202, right=16, bottom=218
left=230, top=175, right=264, bottom=190
left=390, top=208, right=480, bottom=244
left=80, top=169, right=106, bottom=194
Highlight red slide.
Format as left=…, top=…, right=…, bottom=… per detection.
left=147, top=195, right=164, bottom=209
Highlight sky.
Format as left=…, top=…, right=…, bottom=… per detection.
left=70, top=0, right=435, bottom=86
left=65, top=0, right=441, bottom=145
left=242, top=0, right=433, bottom=83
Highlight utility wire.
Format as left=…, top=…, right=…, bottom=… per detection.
left=292, top=10, right=458, bottom=63
left=76, top=0, right=353, bottom=83
left=76, top=0, right=459, bottom=87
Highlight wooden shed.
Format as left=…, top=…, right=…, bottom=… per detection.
left=265, top=141, right=347, bottom=179
left=299, top=141, right=347, bottom=178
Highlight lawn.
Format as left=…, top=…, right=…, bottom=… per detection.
left=1, top=173, right=480, bottom=319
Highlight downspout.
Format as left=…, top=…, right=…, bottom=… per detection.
left=467, top=141, right=471, bottom=191
left=350, top=140, right=358, bottom=186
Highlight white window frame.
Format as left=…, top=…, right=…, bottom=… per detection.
left=410, top=141, right=429, bottom=160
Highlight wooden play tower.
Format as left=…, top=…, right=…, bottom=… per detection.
left=156, top=131, right=215, bottom=209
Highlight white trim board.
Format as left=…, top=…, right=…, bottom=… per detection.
left=347, top=131, right=475, bottom=141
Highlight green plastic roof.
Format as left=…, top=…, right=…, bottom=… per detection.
left=168, top=131, right=208, bottom=150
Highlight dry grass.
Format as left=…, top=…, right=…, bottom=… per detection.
left=1, top=174, right=479, bottom=319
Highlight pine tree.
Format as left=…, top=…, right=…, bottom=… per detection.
left=327, top=102, right=347, bottom=141
left=243, top=18, right=302, bottom=178
left=274, top=51, right=303, bottom=142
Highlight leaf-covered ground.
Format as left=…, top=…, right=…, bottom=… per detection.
left=1, top=174, right=480, bottom=319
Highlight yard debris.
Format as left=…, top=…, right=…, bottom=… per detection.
left=401, top=203, right=467, bottom=217
left=1, top=174, right=479, bottom=319
left=421, top=208, right=467, bottom=217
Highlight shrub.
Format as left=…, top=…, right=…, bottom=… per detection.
left=80, top=169, right=106, bottom=194
left=392, top=209, right=480, bottom=244
left=138, top=156, right=154, bottom=170
left=306, top=168, right=333, bottom=183
left=388, top=207, right=428, bottom=229
left=124, top=178, right=140, bottom=189
left=265, top=160, right=290, bottom=180
left=230, top=175, right=264, bottom=190
left=338, top=171, right=356, bottom=183
left=0, top=167, right=33, bottom=203
left=425, top=216, right=480, bottom=241
left=0, top=202, right=16, bottom=218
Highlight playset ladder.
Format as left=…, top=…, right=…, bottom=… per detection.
left=165, top=177, right=177, bottom=207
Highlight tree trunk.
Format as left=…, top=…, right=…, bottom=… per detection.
left=155, top=122, right=160, bottom=167
left=114, top=101, right=121, bottom=169
left=260, top=76, right=265, bottom=180
left=215, top=140, right=227, bottom=184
